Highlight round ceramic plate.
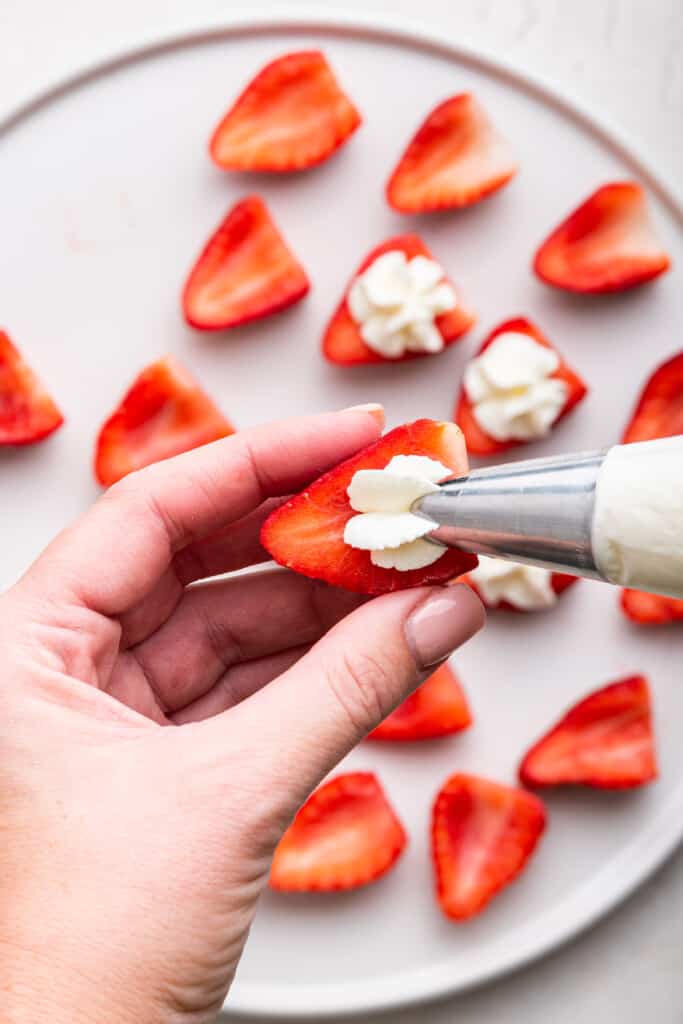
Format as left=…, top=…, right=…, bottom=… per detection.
left=1, top=12, right=682, bottom=1020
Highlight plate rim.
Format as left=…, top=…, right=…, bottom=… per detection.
left=2, top=9, right=682, bottom=1018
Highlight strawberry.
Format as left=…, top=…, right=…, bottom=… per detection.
left=386, top=93, right=517, bottom=213
left=454, top=317, right=588, bottom=456
left=621, top=589, right=683, bottom=626
left=533, top=182, right=671, bottom=293
left=94, top=356, right=234, bottom=486
left=260, top=419, right=477, bottom=594
left=209, top=50, right=361, bottom=172
left=621, top=350, right=683, bottom=444
left=0, top=330, right=63, bottom=445
left=519, top=676, right=657, bottom=789
left=432, top=774, right=546, bottom=921
left=323, top=235, right=476, bottom=365
left=182, top=195, right=309, bottom=331
left=368, top=663, right=472, bottom=741
left=270, top=772, right=407, bottom=891
left=466, top=570, right=579, bottom=612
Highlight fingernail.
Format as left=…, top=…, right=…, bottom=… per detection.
left=342, top=403, right=385, bottom=427
left=406, top=584, right=485, bottom=669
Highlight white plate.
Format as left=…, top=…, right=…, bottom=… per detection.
left=1, top=12, right=682, bottom=1020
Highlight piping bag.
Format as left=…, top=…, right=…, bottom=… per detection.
left=411, top=435, right=683, bottom=600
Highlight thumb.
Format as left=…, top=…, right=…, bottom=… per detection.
left=226, top=583, right=485, bottom=804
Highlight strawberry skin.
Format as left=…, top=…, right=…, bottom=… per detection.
left=0, top=330, right=63, bottom=445
left=534, top=182, right=671, bottom=293
left=432, top=774, right=546, bottom=921
left=270, top=772, right=407, bottom=891
left=454, top=317, right=588, bottom=456
left=621, top=589, right=683, bottom=626
left=519, top=676, right=658, bottom=790
left=260, top=419, right=478, bottom=595
left=622, top=350, right=683, bottom=444
left=95, top=355, right=234, bottom=486
left=209, top=50, right=361, bottom=172
left=323, top=235, right=476, bottom=365
left=183, top=195, right=309, bottom=331
left=466, top=571, right=579, bottom=612
left=387, top=93, right=517, bottom=213
left=368, top=663, right=472, bottom=741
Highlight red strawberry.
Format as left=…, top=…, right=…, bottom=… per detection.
left=519, top=676, right=657, bottom=790
left=432, top=774, right=546, bottom=921
left=466, top=570, right=579, bottom=612
left=534, top=182, right=671, bottom=293
left=454, top=317, right=588, bottom=456
left=323, top=235, right=476, bottom=365
left=261, top=419, right=477, bottom=594
left=621, top=350, right=683, bottom=444
left=386, top=93, right=517, bottom=213
left=182, top=195, right=309, bottom=331
left=209, top=50, right=361, bottom=172
left=0, top=330, right=63, bottom=445
left=621, top=589, right=683, bottom=626
left=270, top=772, right=407, bottom=891
left=95, top=356, right=234, bottom=486
left=368, top=663, right=472, bottom=741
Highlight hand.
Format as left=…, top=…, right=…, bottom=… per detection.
left=0, top=407, right=484, bottom=1024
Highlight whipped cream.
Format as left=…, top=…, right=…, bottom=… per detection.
left=344, top=454, right=448, bottom=570
left=592, top=437, right=683, bottom=598
left=348, top=250, right=457, bottom=359
left=469, top=555, right=557, bottom=610
left=463, top=332, right=568, bottom=441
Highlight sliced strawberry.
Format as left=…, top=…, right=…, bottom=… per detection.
left=386, top=93, right=517, bottom=213
left=368, top=663, right=472, bottom=741
left=432, top=774, right=546, bottom=921
left=621, top=589, right=683, bottom=625
left=621, top=350, right=683, bottom=443
left=466, top=571, right=579, bottom=612
left=323, top=235, right=476, bottom=365
left=183, top=195, right=309, bottom=331
left=0, top=331, right=63, bottom=445
left=534, top=182, right=671, bottom=293
left=519, top=676, right=657, bottom=789
left=454, top=317, right=588, bottom=456
left=261, top=419, right=477, bottom=594
left=270, top=772, right=406, bottom=891
left=95, top=356, right=234, bottom=486
left=209, top=50, right=361, bottom=172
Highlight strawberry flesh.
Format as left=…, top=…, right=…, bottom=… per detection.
left=519, top=675, right=657, bottom=789
left=621, top=589, right=683, bottom=625
left=432, top=773, right=546, bottom=920
left=369, top=663, right=472, bottom=741
left=270, top=772, right=407, bottom=891
left=534, top=182, right=671, bottom=293
left=210, top=50, right=361, bottom=172
left=622, top=350, right=683, bottom=443
left=0, top=330, right=63, bottom=445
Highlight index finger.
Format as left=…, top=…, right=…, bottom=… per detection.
left=26, top=405, right=384, bottom=615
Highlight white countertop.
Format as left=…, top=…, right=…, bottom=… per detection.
left=2, top=1, right=682, bottom=1021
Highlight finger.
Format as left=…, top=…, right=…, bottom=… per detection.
left=197, top=584, right=485, bottom=809
left=130, top=569, right=365, bottom=713
left=25, top=406, right=384, bottom=615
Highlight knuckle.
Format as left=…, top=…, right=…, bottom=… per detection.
left=324, top=648, right=396, bottom=736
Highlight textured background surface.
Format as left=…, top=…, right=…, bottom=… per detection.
left=2, top=2, right=682, bottom=1022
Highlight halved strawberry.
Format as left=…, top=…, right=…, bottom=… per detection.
left=621, top=589, right=683, bottom=625
left=0, top=330, right=63, bottom=445
left=182, top=195, right=309, bottom=331
left=432, top=774, right=546, bottom=921
left=368, top=663, right=472, bottom=741
left=261, top=419, right=477, bottom=594
left=270, top=772, right=407, bottom=891
left=386, top=93, right=517, bottom=213
left=94, top=355, right=234, bottom=486
left=533, top=182, right=671, bottom=293
left=454, top=317, right=588, bottom=456
left=519, top=676, right=657, bottom=789
left=621, top=350, right=683, bottom=443
left=323, top=235, right=476, bottom=365
left=466, top=569, right=579, bottom=612
left=209, top=50, right=361, bottom=172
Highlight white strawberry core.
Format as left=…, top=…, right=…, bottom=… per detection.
left=470, top=556, right=557, bottom=610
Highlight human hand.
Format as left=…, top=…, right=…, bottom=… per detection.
left=0, top=407, right=484, bottom=1024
